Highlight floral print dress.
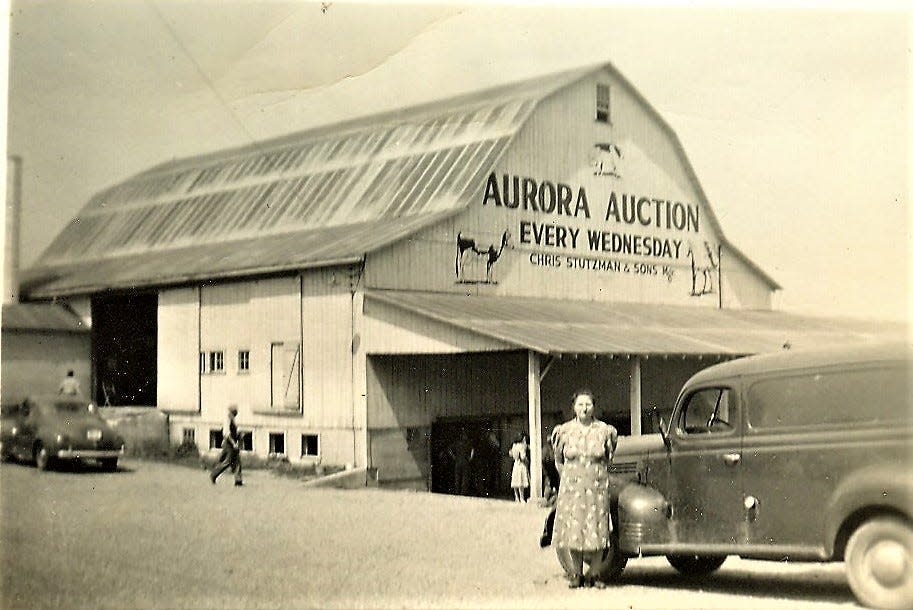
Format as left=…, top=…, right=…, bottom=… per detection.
left=551, top=419, right=618, bottom=552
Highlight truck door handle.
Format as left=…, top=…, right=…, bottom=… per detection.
left=722, top=453, right=741, bottom=466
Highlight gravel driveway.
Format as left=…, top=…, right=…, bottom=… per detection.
left=1, top=459, right=859, bottom=609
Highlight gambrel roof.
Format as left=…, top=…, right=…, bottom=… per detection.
left=23, top=62, right=777, bottom=298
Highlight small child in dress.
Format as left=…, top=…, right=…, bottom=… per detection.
left=509, top=433, right=530, bottom=503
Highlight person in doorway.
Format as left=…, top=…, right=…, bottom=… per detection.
left=509, top=433, right=530, bottom=503
left=473, top=430, right=501, bottom=497
left=448, top=428, right=475, bottom=496
left=58, top=370, right=81, bottom=396
left=551, top=389, right=618, bottom=589
left=210, top=406, right=243, bottom=486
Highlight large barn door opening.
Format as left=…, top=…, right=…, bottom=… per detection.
left=91, top=293, right=158, bottom=407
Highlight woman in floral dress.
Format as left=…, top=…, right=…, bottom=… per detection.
left=551, top=389, right=619, bottom=588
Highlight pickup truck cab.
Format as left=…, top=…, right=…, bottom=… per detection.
left=606, top=342, right=912, bottom=610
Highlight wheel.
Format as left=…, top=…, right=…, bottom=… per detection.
left=34, top=443, right=53, bottom=471
left=845, top=516, right=913, bottom=610
left=666, top=554, right=726, bottom=576
left=100, top=458, right=118, bottom=472
left=592, top=545, right=628, bottom=582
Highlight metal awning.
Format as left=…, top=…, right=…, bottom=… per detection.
left=365, top=289, right=903, bottom=355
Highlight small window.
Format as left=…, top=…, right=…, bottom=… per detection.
left=747, top=367, right=910, bottom=429
left=301, top=434, right=319, bottom=457
left=238, top=350, right=250, bottom=373
left=182, top=428, right=195, bottom=444
left=201, top=350, right=225, bottom=375
left=209, top=351, right=224, bottom=373
left=595, top=84, right=611, bottom=123
left=209, top=429, right=223, bottom=449
left=269, top=432, right=285, bottom=455
left=238, top=430, right=253, bottom=452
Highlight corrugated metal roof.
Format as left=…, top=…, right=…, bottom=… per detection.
left=1, top=303, right=88, bottom=333
left=24, top=61, right=779, bottom=296
left=25, top=91, right=540, bottom=297
left=365, top=290, right=904, bottom=355
left=24, top=211, right=459, bottom=297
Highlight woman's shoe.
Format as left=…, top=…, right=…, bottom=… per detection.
left=567, top=575, right=583, bottom=589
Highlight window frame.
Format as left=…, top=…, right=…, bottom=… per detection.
left=301, top=433, right=320, bottom=458
left=268, top=432, right=286, bottom=456
left=209, top=428, right=223, bottom=450
left=237, top=349, right=251, bottom=374
left=595, top=83, right=612, bottom=124
left=675, top=386, right=737, bottom=437
left=200, top=350, right=226, bottom=375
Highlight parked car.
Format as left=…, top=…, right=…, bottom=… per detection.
left=0, top=394, right=125, bottom=471
left=603, top=342, right=912, bottom=610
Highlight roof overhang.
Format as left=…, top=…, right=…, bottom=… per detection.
left=365, top=290, right=902, bottom=356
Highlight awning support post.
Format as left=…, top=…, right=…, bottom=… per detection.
left=528, top=351, right=543, bottom=500
left=630, top=355, right=642, bottom=436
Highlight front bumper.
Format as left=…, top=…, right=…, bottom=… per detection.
left=57, top=447, right=125, bottom=459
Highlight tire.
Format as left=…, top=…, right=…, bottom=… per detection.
left=845, top=516, right=913, bottom=610
left=666, top=554, right=726, bottom=576
left=100, top=458, right=118, bottom=472
left=593, top=545, right=629, bottom=582
left=34, top=443, right=53, bottom=471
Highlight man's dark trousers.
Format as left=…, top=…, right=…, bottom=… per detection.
left=211, top=444, right=242, bottom=483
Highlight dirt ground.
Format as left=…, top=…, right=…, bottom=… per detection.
left=0, top=459, right=859, bottom=610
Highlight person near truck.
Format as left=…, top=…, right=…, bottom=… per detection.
left=551, top=388, right=618, bottom=589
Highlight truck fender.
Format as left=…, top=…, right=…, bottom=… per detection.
left=618, top=483, right=670, bottom=554
left=824, top=465, right=913, bottom=558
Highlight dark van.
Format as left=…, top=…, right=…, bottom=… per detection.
left=606, top=342, right=912, bottom=610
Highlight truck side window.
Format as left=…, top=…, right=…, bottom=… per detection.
left=679, top=388, right=732, bottom=435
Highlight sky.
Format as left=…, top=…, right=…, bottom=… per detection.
left=3, top=0, right=910, bottom=322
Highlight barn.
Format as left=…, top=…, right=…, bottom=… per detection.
left=21, top=62, right=899, bottom=497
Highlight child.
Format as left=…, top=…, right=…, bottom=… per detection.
left=509, top=433, right=530, bottom=503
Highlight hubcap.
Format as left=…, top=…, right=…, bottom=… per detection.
left=867, top=540, right=909, bottom=588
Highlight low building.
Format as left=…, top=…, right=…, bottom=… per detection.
left=21, top=62, right=901, bottom=496
left=1, top=302, right=90, bottom=404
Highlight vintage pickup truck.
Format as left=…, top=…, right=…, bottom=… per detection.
left=600, top=342, right=912, bottom=610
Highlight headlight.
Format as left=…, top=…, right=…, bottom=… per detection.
left=56, top=434, right=70, bottom=445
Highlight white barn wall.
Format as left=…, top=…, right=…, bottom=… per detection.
left=164, top=268, right=361, bottom=467
left=157, top=287, right=200, bottom=412
left=367, top=69, right=773, bottom=310
left=721, top=251, right=773, bottom=309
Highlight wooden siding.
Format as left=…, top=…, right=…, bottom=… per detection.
left=366, top=69, right=771, bottom=310
left=721, top=249, right=773, bottom=310
left=198, top=276, right=300, bottom=421
left=157, top=287, right=200, bottom=412
left=300, top=267, right=356, bottom=428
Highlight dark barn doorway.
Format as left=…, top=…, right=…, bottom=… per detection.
left=430, top=417, right=515, bottom=500
left=92, top=293, right=157, bottom=406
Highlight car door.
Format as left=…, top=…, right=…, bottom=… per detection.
left=667, top=385, right=744, bottom=546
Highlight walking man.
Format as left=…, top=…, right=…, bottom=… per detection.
left=210, top=406, right=243, bottom=486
